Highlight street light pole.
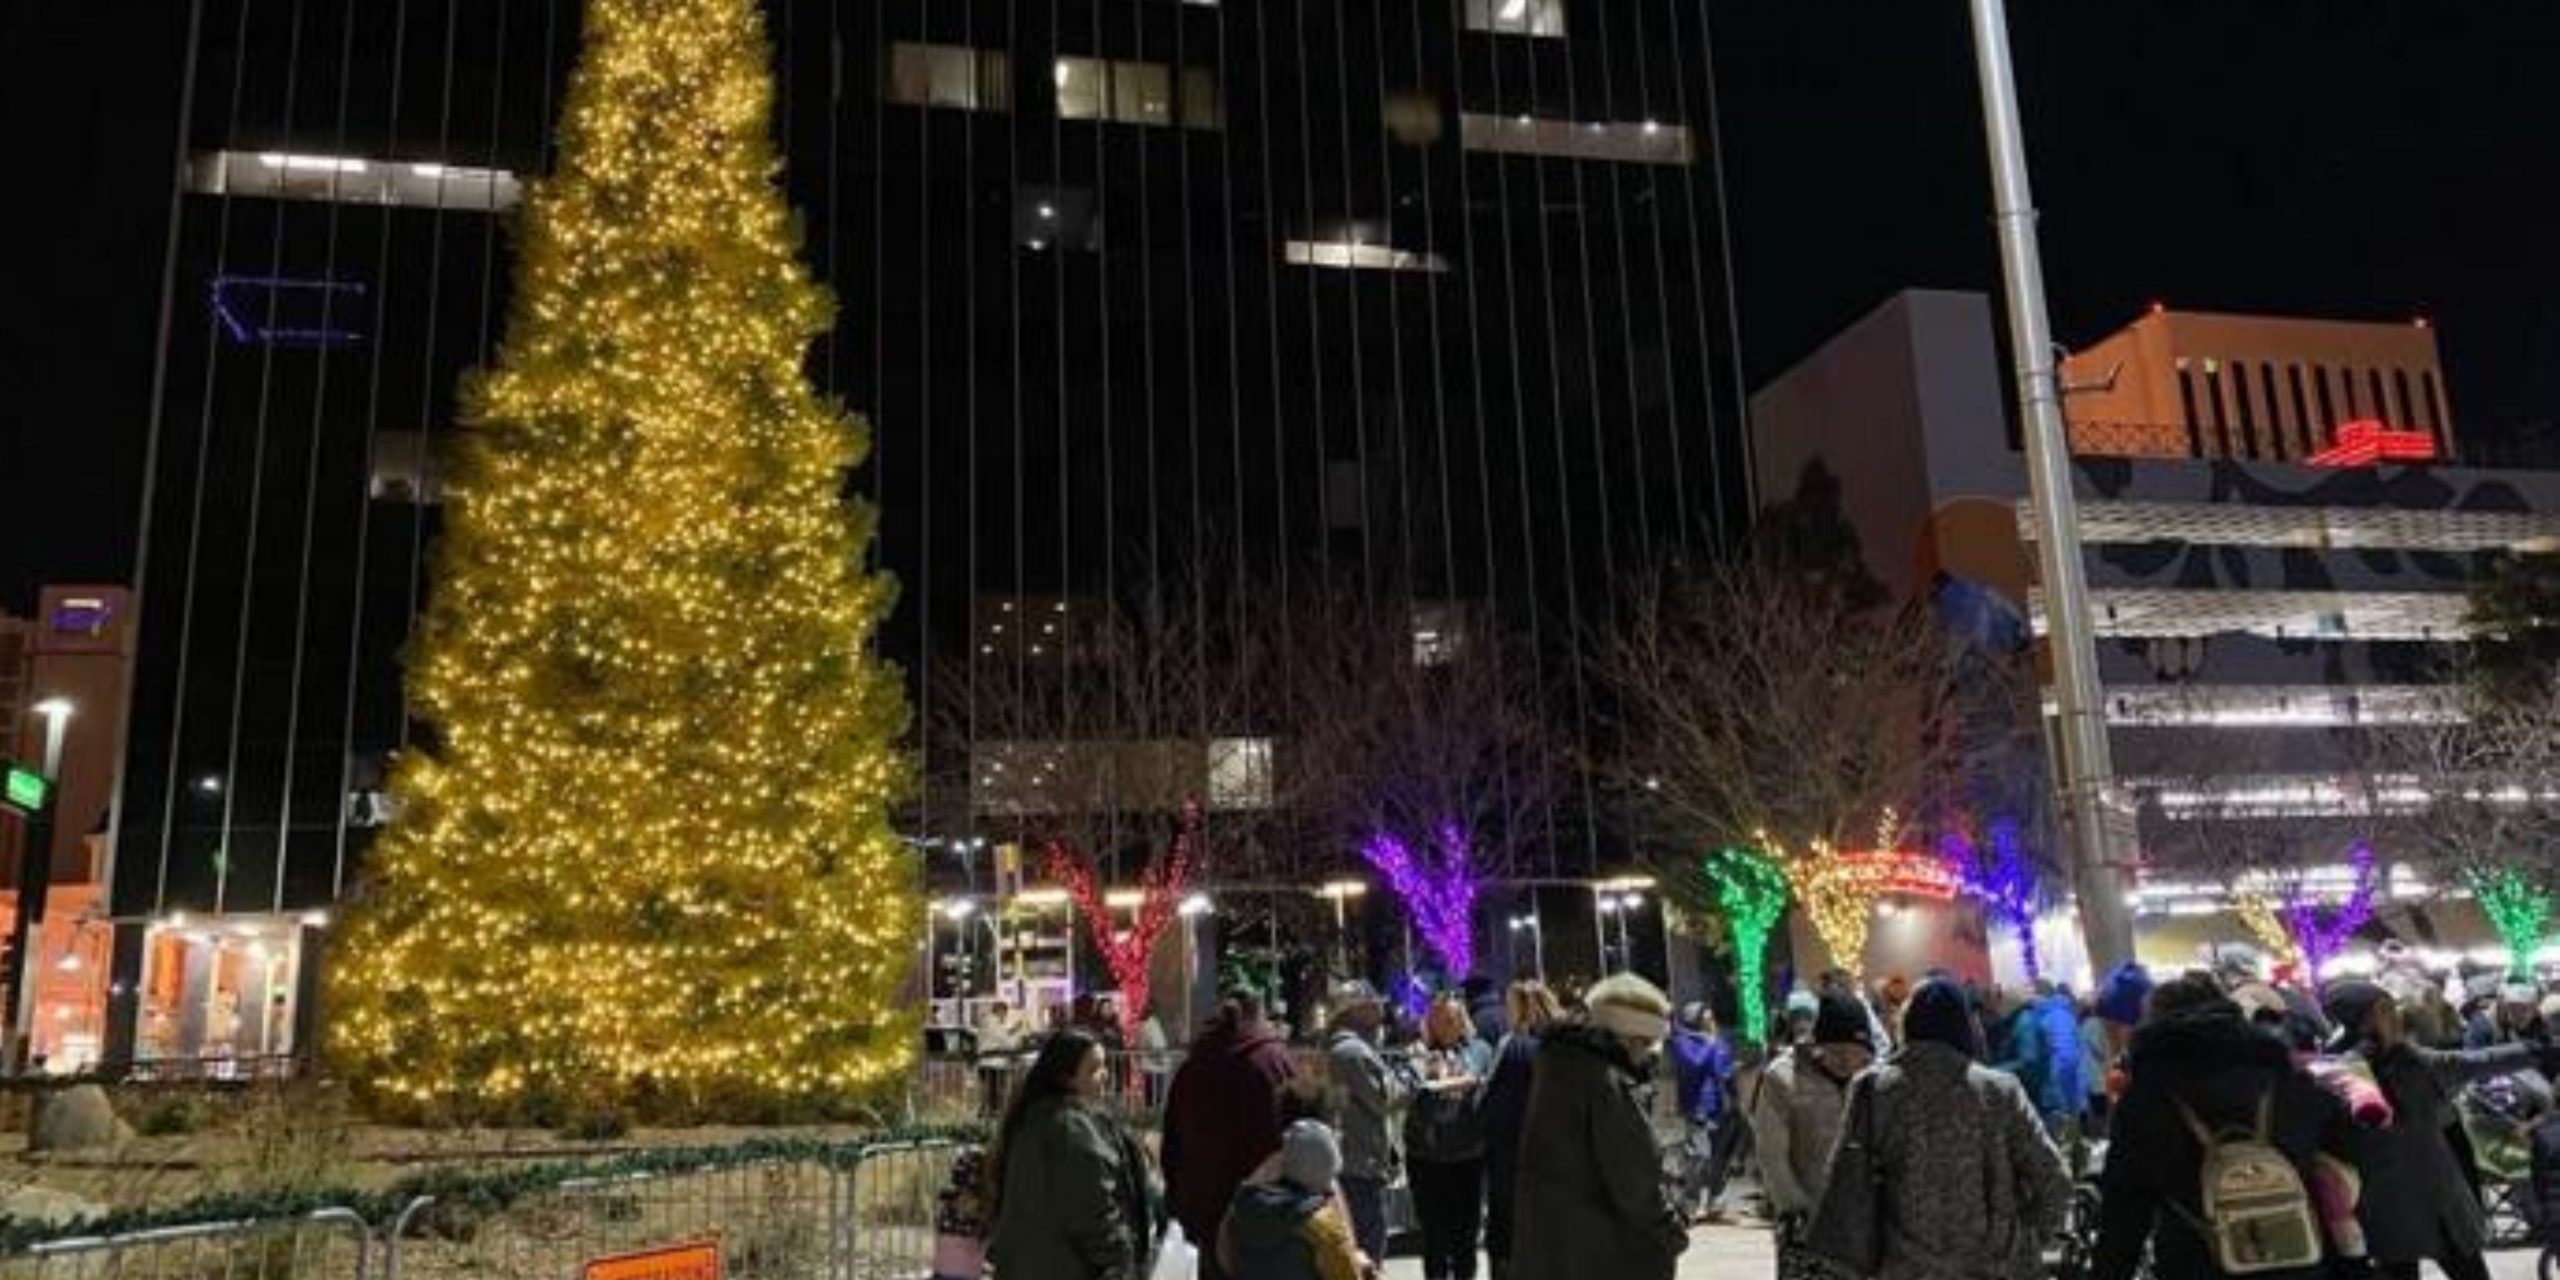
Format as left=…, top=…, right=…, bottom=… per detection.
left=1965, top=0, right=2136, bottom=970
left=3, top=698, right=75, bottom=1073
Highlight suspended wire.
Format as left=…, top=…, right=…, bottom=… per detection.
left=270, top=0, right=364, bottom=914
left=1324, top=0, right=1373, bottom=600
left=138, top=0, right=234, bottom=916
left=1622, top=0, right=1694, bottom=540
left=1291, top=1, right=1331, bottom=595
left=328, top=0, right=416, bottom=899
left=1661, top=0, right=1733, bottom=540
left=1364, top=0, right=1416, bottom=604
left=398, top=0, right=466, bottom=755
left=209, top=0, right=313, bottom=917
left=912, top=0, right=936, bottom=846
left=1695, top=0, right=1756, bottom=518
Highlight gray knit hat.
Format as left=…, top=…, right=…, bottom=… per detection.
left=1279, top=1119, right=1343, bottom=1192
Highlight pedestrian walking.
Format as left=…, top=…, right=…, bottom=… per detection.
left=2090, top=973, right=2356, bottom=1280
left=1218, top=1120, right=1372, bottom=1280
left=1326, top=980, right=1413, bottom=1264
left=1806, top=976, right=2070, bottom=1280
left=1992, top=982, right=2083, bottom=1134
left=1749, top=992, right=1874, bottom=1278
left=1479, top=980, right=1561, bottom=1280
left=986, top=1030, right=1160, bottom=1280
left=1668, top=1003, right=1738, bottom=1220
left=2323, top=978, right=2560, bottom=1280
left=1166, top=991, right=1302, bottom=1280
left=1511, top=973, right=1689, bottom=1280
left=1405, top=995, right=1493, bottom=1280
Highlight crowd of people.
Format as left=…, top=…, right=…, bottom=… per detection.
left=934, top=952, right=2560, bottom=1280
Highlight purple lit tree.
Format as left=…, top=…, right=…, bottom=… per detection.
left=1362, top=825, right=1482, bottom=979
left=2280, top=840, right=2378, bottom=985
left=1280, top=584, right=1550, bottom=983
left=1945, top=820, right=2042, bottom=983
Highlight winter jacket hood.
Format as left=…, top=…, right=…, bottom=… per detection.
left=2093, top=1004, right=2347, bottom=1280
left=1510, top=1019, right=1685, bottom=1280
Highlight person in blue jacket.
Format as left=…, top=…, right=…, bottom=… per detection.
left=1667, top=1002, right=1738, bottom=1220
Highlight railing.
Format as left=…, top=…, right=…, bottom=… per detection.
left=0, top=1134, right=977, bottom=1280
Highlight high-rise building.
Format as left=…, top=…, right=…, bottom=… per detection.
left=1752, top=291, right=2560, bottom=979
left=111, top=0, right=1747, bottom=1064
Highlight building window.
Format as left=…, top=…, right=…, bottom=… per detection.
left=1283, top=239, right=1449, bottom=273
left=1058, top=57, right=1219, bottom=128
left=1462, top=0, right=1566, bottom=37
left=2392, top=368, right=2417, bottom=431
left=1207, top=738, right=1274, bottom=811
left=2230, top=360, right=2260, bottom=456
left=2257, top=363, right=2285, bottom=458
left=888, top=42, right=1009, bottom=111
left=187, top=150, right=521, bottom=212
left=1458, top=113, right=1691, bottom=164
left=1019, top=188, right=1100, bottom=252
left=2315, top=365, right=2338, bottom=428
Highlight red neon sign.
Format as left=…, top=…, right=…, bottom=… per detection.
left=1834, top=851, right=1961, bottom=900
left=2305, top=419, right=2437, bottom=468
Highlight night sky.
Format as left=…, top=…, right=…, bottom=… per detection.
left=5, top=0, right=2556, bottom=609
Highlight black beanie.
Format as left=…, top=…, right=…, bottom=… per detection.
left=2322, top=978, right=2389, bottom=1049
left=1813, top=993, right=1874, bottom=1051
left=1900, top=978, right=1985, bottom=1060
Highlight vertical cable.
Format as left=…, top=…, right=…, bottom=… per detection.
left=1290, top=1, right=1331, bottom=592
left=1476, top=18, right=1563, bottom=877
left=1693, top=0, right=1754, bottom=515
left=1324, top=0, right=1372, bottom=599
left=271, top=0, right=365, bottom=913
left=1364, top=0, right=1415, bottom=601
left=1086, top=0, right=1117, bottom=869
left=1622, top=0, right=1692, bottom=538
left=1396, top=1, right=1460, bottom=613
left=399, top=0, right=466, bottom=752
left=329, top=0, right=417, bottom=897
left=1661, top=0, right=1734, bottom=536
left=1250, top=1, right=1290, bottom=682
left=962, top=0, right=978, bottom=843
left=1005, top=0, right=1027, bottom=848
left=115, top=0, right=213, bottom=915
left=1582, top=5, right=1650, bottom=557
left=913, top=7, right=936, bottom=845
left=211, top=0, right=312, bottom=917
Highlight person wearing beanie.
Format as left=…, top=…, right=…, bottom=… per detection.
left=1218, top=1120, right=1368, bottom=1280
left=2322, top=977, right=2560, bottom=1280
left=2090, top=972, right=2357, bottom=1280
left=1805, top=977, right=2067, bottom=1280
left=1782, top=988, right=1820, bottom=1044
left=1750, top=991, right=1876, bottom=1274
left=1323, top=981, right=1412, bottom=1264
left=1511, top=973, right=1688, bottom=1280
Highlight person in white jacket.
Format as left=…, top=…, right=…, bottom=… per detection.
left=1749, top=994, right=1874, bottom=1276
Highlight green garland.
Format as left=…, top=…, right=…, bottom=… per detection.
left=0, top=1122, right=988, bottom=1256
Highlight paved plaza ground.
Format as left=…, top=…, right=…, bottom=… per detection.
left=1380, top=1220, right=2554, bottom=1279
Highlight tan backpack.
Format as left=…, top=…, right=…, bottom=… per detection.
left=2171, top=1091, right=2322, bottom=1274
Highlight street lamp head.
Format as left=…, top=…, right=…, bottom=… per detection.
left=31, top=697, right=74, bottom=722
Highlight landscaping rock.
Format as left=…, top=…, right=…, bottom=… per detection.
left=0, top=1182, right=106, bottom=1226
left=29, top=1086, right=133, bottom=1153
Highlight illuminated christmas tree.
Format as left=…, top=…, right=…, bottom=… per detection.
left=328, top=0, right=915, bottom=1115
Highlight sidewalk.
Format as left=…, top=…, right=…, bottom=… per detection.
left=1381, top=1221, right=2553, bottom=1279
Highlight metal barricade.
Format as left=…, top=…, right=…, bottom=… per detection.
left=0, top=1209, right=372, bottom=1280
left=837, top=1141, right=964, bottom=1280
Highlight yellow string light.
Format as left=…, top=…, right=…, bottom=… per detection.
left=2234, top=892, right=2305, bottom=974
left=326, top=0, right=917, bottom=1116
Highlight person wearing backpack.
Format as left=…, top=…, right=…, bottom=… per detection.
left=2092, top=973, right=2358, bottom=1280
left=1405, top=995, right=1493, bottom=1280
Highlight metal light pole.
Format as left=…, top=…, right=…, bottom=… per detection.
left=3, top=698, right=75, bottom=1073
left=1966, top=0, right=2136, bottom=970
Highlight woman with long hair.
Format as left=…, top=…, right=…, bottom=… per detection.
left=986, top=1030, right=1158, bottom=1280
left=1405, top=994, right=1494, bottom=1280
left=1480, top=980, right=1562, bottom=1280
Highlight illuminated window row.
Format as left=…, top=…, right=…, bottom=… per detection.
left=2105, top=683, right=2461, bottom=728
left=187, top=150, right=521, bottom=212
left=883, top=43, right=1219, bottom=129
left=1458, top=113, right=1692, bottom=165
left=1283, top=239, right=1449, bottom=274
left=1462, top=0, right=1567, bottom=37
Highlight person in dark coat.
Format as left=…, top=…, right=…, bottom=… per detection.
left=2324, top=978, right=2556, bottom=1280
left=1464, top=975, right=1507, bottom=1047
left=987, top=1030, right=1158, bottom=1280
left=1165, top=991, right=1302, bottom=1280
left=1510, top=974, right=1688, bottom=1280
left=2092, top=974, right=2355, bottom=1280
left=1808, top=977, right=2069, bottom=1280
left=1479, top=980, right=1561, bottom=1280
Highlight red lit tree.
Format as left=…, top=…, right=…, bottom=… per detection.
left=1044, top=801, right=1201, bottom=1045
